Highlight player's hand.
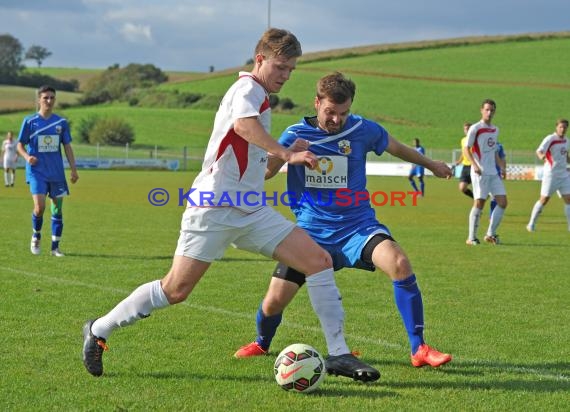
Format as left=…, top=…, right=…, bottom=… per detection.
left=70, top=170, right=79, bottom=184
left=27, top=155, right=38, bottom=165
left=473, top=164, right=482, bottom=175
left=288, top=150, right=317, bottom=170
left=290, top=138, right=310, bottom=152
left=431, top=160, right=452, bottom=179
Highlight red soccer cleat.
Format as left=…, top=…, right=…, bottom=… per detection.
left=234, top=342, right=267, bottom=358
left=411, top=344, right=452, bottom=368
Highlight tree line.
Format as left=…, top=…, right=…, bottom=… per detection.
left=0, top=33, right=77, bottom=91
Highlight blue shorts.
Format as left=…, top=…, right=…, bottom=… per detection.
left=409, top=165, right=424, bottom=177
left=314, top=221, right=391, bottom=272
left=29, top=179, right=69, bottom=198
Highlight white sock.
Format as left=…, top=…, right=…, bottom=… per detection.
left=9, top=172, right=14, bottom=185
left=91, top=279, right=170, bottom=339
left=305, top=268, right=349, bottom=356
left=468, top=207, right=482, bottom=240
left=3, top=172, right=8, bottom=185
left=488, top=206, right=505, bottom=236
left=529, top=201, right=543, bottom=227
left=565, top=204, right=570, bottom=231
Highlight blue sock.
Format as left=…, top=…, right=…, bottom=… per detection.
left=420, top=180, right=425, bottom=195
left=254, top=301, right=282, bottom=350
left=409, top=179, right=419, bottom=192
left=51, top=214, right=63, bottom=250
left=32, top=213, right=43, bottom=239
left=393, top=274, right=424, bottom=354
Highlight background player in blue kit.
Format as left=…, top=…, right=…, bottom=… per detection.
left=408, top=138, right=425, bottom=196
left=235, top=72, right=452, bottom=374
left=17, top=85, right=79, bottom=257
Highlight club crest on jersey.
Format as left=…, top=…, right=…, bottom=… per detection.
left=338, top=139, right=351, bottom=155
left=487, top=137, right=496, bottom=148
left=55, top=125, right=62, bottom=135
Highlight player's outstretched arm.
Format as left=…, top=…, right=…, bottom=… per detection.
left=385, top=135, right=451, bottom=178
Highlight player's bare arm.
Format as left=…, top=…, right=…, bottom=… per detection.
left=64, top=143, right=79, bottom=183
left=265, top=138, right=311, bottom=178
left=17, top=142, right=38, bottom=165
left=235, top=117, right=316, bottom=170
left=386, top=135, right=451, bottom=178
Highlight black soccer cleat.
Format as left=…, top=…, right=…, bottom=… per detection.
left=82, top=319, right=108, bottom=377
left=325, top=353, right=380, bottom=382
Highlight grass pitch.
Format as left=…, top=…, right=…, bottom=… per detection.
left=1, top=170, right=568, bottom=411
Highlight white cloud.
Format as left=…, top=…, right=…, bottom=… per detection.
left=120, top=22, right=153, bottom=44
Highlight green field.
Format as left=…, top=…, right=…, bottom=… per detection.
left=1, top=171, right=569, bottom=411
left=2, top=34, right=569, bottom=155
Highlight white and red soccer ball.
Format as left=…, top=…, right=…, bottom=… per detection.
left=273, top=343, right=326, bottom=393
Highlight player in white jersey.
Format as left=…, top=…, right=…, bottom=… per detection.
left=2, top=131, right=18, bottom=187
left=464, top=99, right=507, bottom=245
left=527, top=119, right=570, bottom=232
left=82, top=29, right=369, bottom=380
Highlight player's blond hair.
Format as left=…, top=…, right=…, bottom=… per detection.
left=254, top=28, right=302, bottom=60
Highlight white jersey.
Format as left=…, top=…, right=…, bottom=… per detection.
left=188, top=72, right=271, bottom=212
left=2, top=139, right=18, bottom=167
left=466, top=120, right=499, bottom=176
left=537, top=133, right=569, bottom=179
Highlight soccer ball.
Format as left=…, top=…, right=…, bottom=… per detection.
left=274, top=343, right=326, bottom=393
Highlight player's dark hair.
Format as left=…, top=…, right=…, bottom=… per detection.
left=556, top=118, right=568, bottom=127
left=37, top=85, right=56, bottom=96
left=481, top=98, right=496, bottom=110
left=317, top=72, right=356, bottom=104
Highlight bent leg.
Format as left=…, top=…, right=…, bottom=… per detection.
left=92, top=255, right=210, bottom=339
left=273, top=228, right=349, bottom=356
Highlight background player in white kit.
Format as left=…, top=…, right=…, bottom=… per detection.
left=464, top=99, right=507, bottom=245
left=82, top=28, right=367, bottom=379
left=527, top=119, right=570, bottom=232
left=2, top=131, right=18, bottom=187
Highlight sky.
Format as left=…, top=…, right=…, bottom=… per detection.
left=2, top=0, right=569, bottom=73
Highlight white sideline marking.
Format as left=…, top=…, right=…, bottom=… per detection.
left=6, top=266, right=569, bottom=382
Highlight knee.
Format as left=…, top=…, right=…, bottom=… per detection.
left=160, top=278, right=190, bottom=304
left=262, top=295, right=288, bottom=315
left=391, top=254, right=413, bottom=281
left=302, top=249, right=332, bottom=274
left=33, top=206, right=45, bottom=216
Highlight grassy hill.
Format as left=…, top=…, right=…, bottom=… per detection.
left=1, top=31, right=569, bottom=155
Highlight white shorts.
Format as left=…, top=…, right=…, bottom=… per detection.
left=3, top=156, right=16, bottom=169
left=174, top=206, right=295, bottom=262
left=540, top=174, right=570, bottom=197
left=472, top=173, right=506, bottom=200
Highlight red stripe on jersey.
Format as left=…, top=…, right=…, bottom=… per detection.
left=472, top=139, right=481, bottom=160
left=215, top=129, right=249, bottom=180
left=260, top=96, right=270, bottom=114
left=545, top=139, right=566, bottom=167
left=476, top=127, right=496, bottom=137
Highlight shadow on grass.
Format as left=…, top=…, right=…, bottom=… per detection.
left=376, top=358, right=569, bottom=393
left=66, top=253, right=271, bottom=263
left=127, top=370, right=398, bottom=399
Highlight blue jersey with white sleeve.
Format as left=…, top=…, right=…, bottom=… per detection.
left=279, top=114, right=389, bottom=246
left=18, top=113, right=72, bottom=183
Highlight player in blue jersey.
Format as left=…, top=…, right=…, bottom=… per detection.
left=17, top=85, right=79, bottom=257
left=234, top=72, right=453, bottom=376
left=408, top=138, right=426, bottom=196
